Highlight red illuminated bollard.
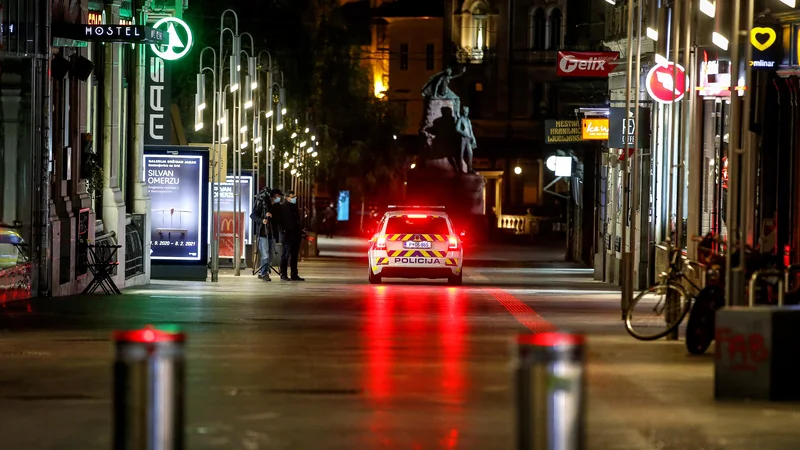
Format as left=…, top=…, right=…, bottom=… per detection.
left=515, top=332, right=586, bottom=450
left=113, top=326, right=185, bottom=450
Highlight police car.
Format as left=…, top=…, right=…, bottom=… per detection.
left=368, top=206, right=463, bottom=285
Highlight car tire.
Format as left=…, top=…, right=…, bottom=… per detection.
left=368, top=267, right=382, bottom=285
left=448, top=272, right=463, bottom=286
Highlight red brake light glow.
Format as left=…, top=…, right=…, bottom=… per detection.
left=448, top=235, right=459, bottom=250
left=376, top=235, right=387, bottom=249
left=407, top=214, right=427, bottom=218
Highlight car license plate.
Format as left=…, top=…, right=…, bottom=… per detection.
left=404, top=241, right=431, bottom=249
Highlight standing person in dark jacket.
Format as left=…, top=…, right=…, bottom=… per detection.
left=250, top=188, right=282, bottom=281
left=276, top=190, right=304, bottom=281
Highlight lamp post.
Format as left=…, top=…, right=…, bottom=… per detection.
left=196, top=47, right=220, bottom=281
left=217, top=9, right=245, bottom=276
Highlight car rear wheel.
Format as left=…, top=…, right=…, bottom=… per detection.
left=368, top=267, right=382, bottom=284
left=448, top=272, right=462, bottom=286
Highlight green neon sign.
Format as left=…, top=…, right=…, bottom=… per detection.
left=150, top=17, right=193, bottom=61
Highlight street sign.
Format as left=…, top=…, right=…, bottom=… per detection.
left=645, top=63, right=689, bottom=104
left=556, top=51, right=619, bottom=77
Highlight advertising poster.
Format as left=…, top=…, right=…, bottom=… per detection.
left=208, top=175, right=253, bottom=259
left=337, top=191, right=350, bottom=221
left=144, top=149, right=207, bottom=261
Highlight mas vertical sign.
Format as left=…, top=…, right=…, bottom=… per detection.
left=145, top=17, right=193, bottom=145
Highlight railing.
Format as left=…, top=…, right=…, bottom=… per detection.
left=498, top=215, right=551, bottom=235
left=124, top=214, right=145, bottom=279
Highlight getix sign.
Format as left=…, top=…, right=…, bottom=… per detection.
left=557, top=51, right=619, bottom=77
left=608, top=107, right=651, bottom=150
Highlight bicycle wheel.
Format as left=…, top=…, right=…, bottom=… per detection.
left=625, top=282, right=691, bottom=341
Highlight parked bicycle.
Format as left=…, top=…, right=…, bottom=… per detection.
left=624, top=245, right=699, bottom=341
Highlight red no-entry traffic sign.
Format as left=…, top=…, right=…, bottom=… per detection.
left=646, top=63, right=689, bottom=104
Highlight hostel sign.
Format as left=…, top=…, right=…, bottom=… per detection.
left=544, top=120, right=583, bottom=144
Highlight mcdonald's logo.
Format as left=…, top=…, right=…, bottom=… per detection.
left=221, top=218, right=234, bottom=233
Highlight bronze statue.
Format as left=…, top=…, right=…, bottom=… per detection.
left=456, top=106, right=477, bottom=174
left=421, top=66, right=466, bottom=99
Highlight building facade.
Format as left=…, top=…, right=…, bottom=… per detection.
left=0, top=0, right=51, bottom=303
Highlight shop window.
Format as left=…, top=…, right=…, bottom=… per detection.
left=400, top=43, right=409, bottom=71
left=528, top=8, right=546, bottom=50
left=547, top=8, right=563, bottom=50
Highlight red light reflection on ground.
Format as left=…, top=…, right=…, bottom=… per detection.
left=364, top=285, right=469, bottom=445
left=441, top=287, right=466, bottom=406
left=365, top=286, right=392, bottom=401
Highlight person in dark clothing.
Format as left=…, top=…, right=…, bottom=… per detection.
left=250, top=188, right=282, bottom=281
left=276, top=190, right=304, bottom=281
left=321, top=203, right=336, bottom=238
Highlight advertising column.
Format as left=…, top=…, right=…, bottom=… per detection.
left=209, top=176, right=253, bottom=261
left=144, top=148, right=209, bottom=280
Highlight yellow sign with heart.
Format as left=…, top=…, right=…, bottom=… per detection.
left=751, top=27, right=777, bottom=51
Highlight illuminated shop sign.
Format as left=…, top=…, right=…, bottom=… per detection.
left=144, top=148, right=209, bottom=262
left=88, top=12, right=135, bottom=26
left=749, top=25, right=782, bottom=70
left=608, top=107, right=651, bottom=150
left=581, top=118, right=609, bottom=140
left=150, top=17, right=193, bottom=61
left=52, top=24, right=167, bottom=43
left=544, top=120, right=583, bottom=144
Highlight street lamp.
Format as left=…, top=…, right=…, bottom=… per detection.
left=197, top=46, right=221, bottom=281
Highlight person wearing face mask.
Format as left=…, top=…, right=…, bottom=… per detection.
left=276, top=190, right=304, bottom=281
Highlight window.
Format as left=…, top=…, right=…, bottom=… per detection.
left=426, top=43, right=435, bottom=71
left=400, top=43, right=409, bottom=70
left=474, top=16, right=487, bottom=49
left=386, top=216, right=450, bottom=235
left=547, top=8, right=563, bottom=50
left=529, top=9, right=546, bottom=49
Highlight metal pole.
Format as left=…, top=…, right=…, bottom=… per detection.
left=629, top=0, right=644, bottom=292
left=515, top=332, right=586, bottom=450
left=679, top=0, right=694, bottom=253
left=210, top=77, right=219, bottom=282
left=669, top=0, right=682, bottom=250
left=620, top=0, right=636, bottom=319
left=739, top=0, right=756, bottom=278
left=113, top=326, right=185, bottom=450
left=725, top=0, right=743, bottom=306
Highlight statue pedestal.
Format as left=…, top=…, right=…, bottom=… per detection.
left=407, top=171, right=486, bottom=230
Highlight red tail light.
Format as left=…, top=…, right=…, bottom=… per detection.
left=448, top=235, right=459, bottom=250
left=375, top=235, right=387, bottom=250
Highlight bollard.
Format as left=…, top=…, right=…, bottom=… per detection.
left=515, top=332, right=586, bottom=450
left=113, top=325, right=185, bottom=450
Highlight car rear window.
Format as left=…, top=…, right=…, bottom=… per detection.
left=385, top=216, right=450, bottom=235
